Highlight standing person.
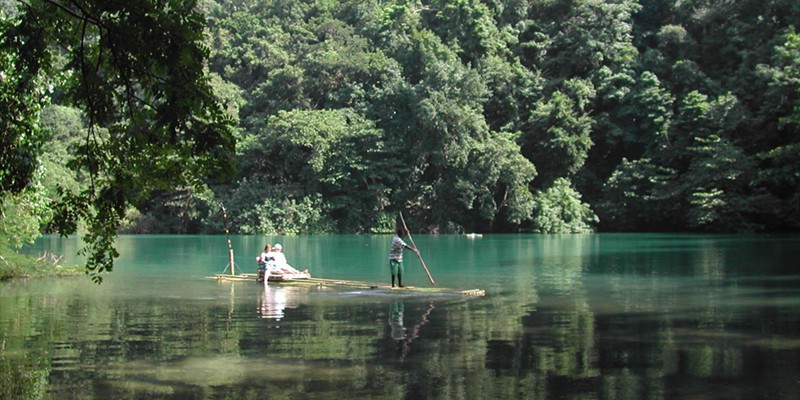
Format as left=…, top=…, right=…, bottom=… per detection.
left=388, top=228, right=419, bottom=288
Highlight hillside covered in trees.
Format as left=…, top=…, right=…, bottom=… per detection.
left=3, top=0, right=800, bottom=247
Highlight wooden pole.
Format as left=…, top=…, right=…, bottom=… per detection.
left=221, top=203, right=235, bottom=276
left=229, top=248, right=235, bottom=276
left=399, top=212, right=435, bottom=285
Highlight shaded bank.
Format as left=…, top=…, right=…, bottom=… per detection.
left=0, top=245, right=82, bottom=281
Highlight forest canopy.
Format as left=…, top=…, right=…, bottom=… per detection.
left=2, top=0, right=799, bottom=273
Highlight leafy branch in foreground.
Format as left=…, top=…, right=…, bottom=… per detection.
left=1, top=0, right=235, bottom=282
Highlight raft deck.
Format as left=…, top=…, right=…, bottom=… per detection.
left=209, top=273, right=485, bottom=296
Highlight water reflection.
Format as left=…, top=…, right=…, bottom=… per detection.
left=257, top=285, right=303, bottom=321
left=389, top=301, right=406, bottom=340
left=6, top=234, right=799, bottom=399
left=389, top=301, right=435, bottom=360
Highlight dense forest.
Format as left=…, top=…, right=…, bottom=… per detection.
left=2, top=0, right=799, bottom=271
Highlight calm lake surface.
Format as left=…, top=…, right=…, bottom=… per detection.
left=3, top=234, right=799, bottom=399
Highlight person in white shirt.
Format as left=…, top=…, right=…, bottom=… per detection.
left=272, top=243, right=308, bottom=275
left=256, top=243, right=279, bottom=283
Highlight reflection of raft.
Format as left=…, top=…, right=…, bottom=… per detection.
left=209, top=273, right=485, bottom=296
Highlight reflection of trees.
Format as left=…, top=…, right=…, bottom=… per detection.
left=426, top=234, right=601, bottom=399
left=3, top=233, right=799, bottom=399
left=0, top=354, right=49, bottom=400
left=0, top=282, right=51, bottom=400
left=452, top=234, right=798, bottom=400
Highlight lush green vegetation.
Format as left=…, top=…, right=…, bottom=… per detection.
left=1, top=0, right=799, bottom=273
left=197, top=0, right=800, bottom=236
left=1, top=0, right=235, bottom=279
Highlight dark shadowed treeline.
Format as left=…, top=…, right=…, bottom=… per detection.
left=6, top=0, right=800, bottom=240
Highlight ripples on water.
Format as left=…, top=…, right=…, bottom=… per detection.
left=3, top=234, right=799, bottom=399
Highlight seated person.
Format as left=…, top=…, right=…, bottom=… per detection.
left=257, top=244, right=279, bottom=273
left=272, top=243, right=309, bottom=275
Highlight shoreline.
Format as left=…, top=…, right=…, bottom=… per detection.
left=0, top=249, right=84, bottom=281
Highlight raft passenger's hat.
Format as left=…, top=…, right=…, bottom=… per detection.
left=273, top=243, right=282, bottom=250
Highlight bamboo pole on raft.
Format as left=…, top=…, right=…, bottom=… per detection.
left=399, top=212, right=435, bottom=285
left=221, top=203, right=235, bottom=275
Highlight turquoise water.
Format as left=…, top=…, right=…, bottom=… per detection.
left=3, top=234, right=799, bottom=399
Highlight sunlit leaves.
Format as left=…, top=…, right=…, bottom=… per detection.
left=0, top=8, right=53, bottom=195
left=2, top=0, right=236, bottom=280
left=434, top=131, right=536, bottom=231
left=534, top=0, right=641, bottom=81
left=229, top=178, right=333, bottom=235
left=6, top=0, right=799, bottom=242
left=197, top=0, right=800, bottom=233
left=683, top=134, right=769, bottom=232
left=478, top=54, right=543, bottom=132
left=238, top=108, right=390, bottom=232
left=755, top=143, right=800, bottom=229
left=763, top=30, right=800, bottom=129
left=520, top=85, right=594, bottom=187
left=532, top=178, right=598, bottom=234
left=0, top=166, right=51, bottom=249
left=427, top=0, right=504, bottom=63
left=615, top=71, right=674, bottom=156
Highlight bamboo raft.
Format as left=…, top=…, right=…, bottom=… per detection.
left=209, top=273, right=486, bottom=297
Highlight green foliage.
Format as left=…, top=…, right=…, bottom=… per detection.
left=656, top=24, right=695, bottom=61
left=434, top=131, right=537, bottom=231
left=4, top=0, right=800, bottom=251
left=657, top=90, right=744, bottom=172
left=0, top=238, right=84, bottom=280
left=532, top=178, right=598, bottom=233
left=2, top=0, right=236, bottom=280
left=120, top=186, right=218, bottom=234
left=755, top=143, right=800, bottom=230
left=478, top=54, right=543, bottom=133
left=764, top=29, right=800, bottom=129
left=599, top=158, right=678, bottom=231
left=600, top=88, right=784, bottom=232
left=39, top=105, right=84, bottom=208
left=520, top=84, right=594, bottom=187
left=238, top=108, right=390, bottom=233
left=428, top=0, right=504, bottom=64
left=221, top=175, right=334, bottom=235
left=623, top=71, right=674, bottom=155
left=0, top=6, right=53, bottom=196
left=232, top=184, right=333, bottom=235
left=0, top=167, right=50, bottom=249
left=156, top=0, right=800, bottom=234
left=681, top=135, right=768, bottom=232
left=531, top=0, right=641, bottom=81
left=0, top=105, right=77, bottom=246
